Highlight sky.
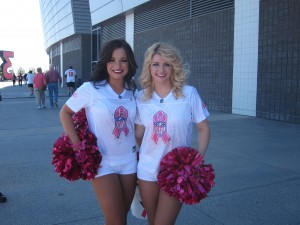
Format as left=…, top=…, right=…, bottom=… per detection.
left=0, top=0, right=49, bottom=72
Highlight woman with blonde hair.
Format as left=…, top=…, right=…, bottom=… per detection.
left=135, top=42, right=210, bottom=225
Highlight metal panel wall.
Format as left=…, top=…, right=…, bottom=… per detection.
left=39, top=0, right=74, bottom=49
left=39, top=0, right=91, bottom=50
left=72, top=0, right=92, bottom=34
left=134, top=0, right=234, bottom=33
left=89, top=0, right=150, bottom=25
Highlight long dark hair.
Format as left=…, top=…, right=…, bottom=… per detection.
left=90, top=39, right=138, bottom=90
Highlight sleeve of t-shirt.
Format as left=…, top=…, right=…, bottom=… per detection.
left=190, top=87, right=210, bottom=123
left=66, top=82, right=93, bottom=113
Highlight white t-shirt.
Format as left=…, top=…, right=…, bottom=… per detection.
left=135, top=85, right=209, bottom=174
left=64, top=69, right=76, bottom=82
left=66, top=81, right=138, bottom=165
left=26, top=73, right=34, bottom=84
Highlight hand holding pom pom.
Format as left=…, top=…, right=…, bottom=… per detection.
left=52, top=109, right=102, bottom=181
left=157, top=147, right=215, bottom=204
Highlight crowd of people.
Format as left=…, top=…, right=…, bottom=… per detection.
left=7, top=65, right=78, bottom=109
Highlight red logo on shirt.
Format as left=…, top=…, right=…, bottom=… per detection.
left=112, top=106, right=129, bottom=138
left=152, top=110, right=170, bottom=144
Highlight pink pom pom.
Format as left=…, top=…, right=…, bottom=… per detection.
left=75, top=140, right=102, bottom=181
left=157, top=147, right=215, bottom=204
left=52, top=109, right=102, bottom=181
left=52, top=135, right=81, bottom=181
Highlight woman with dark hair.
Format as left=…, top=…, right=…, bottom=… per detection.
left=60, top=39, right=138, bottom=225
left=91, top=39, right=137, bottom=90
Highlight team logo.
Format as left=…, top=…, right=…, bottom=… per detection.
left=151, top=110, right=170, bottom=144
left=112, top=106, right=129, bottom=138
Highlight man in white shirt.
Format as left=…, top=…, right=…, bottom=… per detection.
left=64, top=66, right=76, bottom=96
left=26, top=70, right=34, bottom=96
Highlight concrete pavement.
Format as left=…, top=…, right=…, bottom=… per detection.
left=0, top=80, right=300, bottom=225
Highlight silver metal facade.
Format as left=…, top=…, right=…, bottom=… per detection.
left=39, top=0, right=91, bottom=50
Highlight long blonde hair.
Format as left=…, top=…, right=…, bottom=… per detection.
left=139, top=42, right=189, bottom=100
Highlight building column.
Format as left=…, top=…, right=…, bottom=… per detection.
left=126, top=13, right=134, bottom=50
left=60, top=42, right=64, bottom=87
left=232, top=0, right=260, bottom=116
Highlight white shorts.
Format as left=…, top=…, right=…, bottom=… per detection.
left=95, top=159, right=137, bottom=178
left=137, top=168, right=158, bottom=182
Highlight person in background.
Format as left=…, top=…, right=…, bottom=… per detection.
left=135, top=42, right=211, bottom=225
left=12, top=72, right=17, bottom=86
left=59, top=39, right=138, bottom=225
left=23, top=73, right=28, bottom=85
left=64, top=66, right=77, bottom=96
left=17, top=73, right=23, bottom=86
left=26, top=70, right=34, bottom=96
left=33, top=67, right=47, bottom=109
left=45, top=64, right=61, bottom=108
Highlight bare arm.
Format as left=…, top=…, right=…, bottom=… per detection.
left=59, top=104, right=80, bottom=148
left=135, top=124, right=145, bottom=147
left=196, top=119, right=210, bottom=156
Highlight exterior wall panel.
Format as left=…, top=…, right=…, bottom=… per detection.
left=89, top=0, right=150, bottom=25
left=232, top=0, right=260, bottom=116
left=72, top=0, right=92, bottom=34
left=60, top=35, right=91, bottom=83
left=135, top=9, right=234, bottom=113
left=257, top=0, right=300, bottom=123
left=40, top=0, right=74, bottom=49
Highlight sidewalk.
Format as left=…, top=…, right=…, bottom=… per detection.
left=1, top=80, right=300, bottom=225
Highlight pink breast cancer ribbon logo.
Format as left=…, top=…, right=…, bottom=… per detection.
left=113, top=106, right=129, bottom=138
left=151, top=110, right=170, bottom=144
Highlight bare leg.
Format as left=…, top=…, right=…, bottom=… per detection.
left=91, top=173, right=136, bottom=225
left=138, top=179, right=160, bottom=225
left=119, top=174, right=137, bottom=224
left=155, top=190, right=182, bottom=225
left=91, top=174, right=126, bottom=225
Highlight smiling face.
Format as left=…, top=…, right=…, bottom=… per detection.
left=150, top=53, right=173, bottom=85
left=106, top=47, right=129, bottom=83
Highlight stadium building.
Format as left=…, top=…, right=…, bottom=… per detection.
left=39, top=0, right=300, bottom=124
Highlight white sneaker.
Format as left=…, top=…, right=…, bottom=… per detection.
left=37, top=106, right=41, bottom=109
